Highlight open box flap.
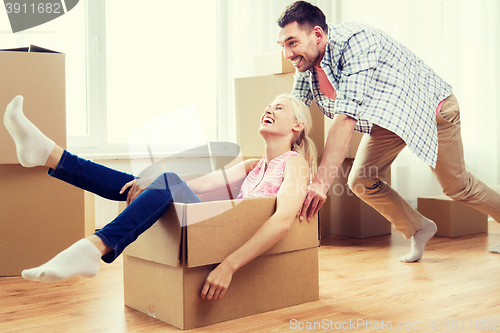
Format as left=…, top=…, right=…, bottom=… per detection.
left=123, top=202, right=184, bottom=267
left=0, top=46, right=29, bottom=52
left=185, top=197, right=319, bottom=267
left=28, top=44, right=62, bottom=53
left=0, top=45, right=62, bottom=53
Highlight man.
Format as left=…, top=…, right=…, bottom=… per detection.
left=277, top=1, right=500, bottom=262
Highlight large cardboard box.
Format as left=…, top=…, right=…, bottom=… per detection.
left=0, top=45, right=89, bottom=276
left=0, top=165, right=87, bottom=276
left=418, top=196, right=488, bottom=237
left=123, top=196, right=319, bottom=330
left=0, top=45, right=66, bottom=164
left=329, top=158, right=392, bottom=238
left=254, top=50, right=295, bottom=76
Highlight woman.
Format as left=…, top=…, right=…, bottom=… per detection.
left=4, top=93, right=317, bottom=300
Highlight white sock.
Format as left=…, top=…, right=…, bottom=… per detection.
left=4, top=95, right=55, bottom=167
left=400, top=217, right=437, bottom=263
left=488, top=242, right=500, bottom=254
left=22, top=239, right=102, bottom=282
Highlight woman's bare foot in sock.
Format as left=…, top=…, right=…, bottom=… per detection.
left=22, top=239, right=103, bottom=282
left=400, top=217, right=437, bottom=263
left=4, top=95, right=56, bottom=167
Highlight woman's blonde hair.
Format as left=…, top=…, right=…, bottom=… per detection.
left=277, top=94, right=318, bottom=177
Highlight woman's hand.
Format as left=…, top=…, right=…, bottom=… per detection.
left=119, top=179, right=145, bottom=205
left=200, top=260, right=235, bottom=300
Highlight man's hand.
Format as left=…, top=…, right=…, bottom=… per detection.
left=299, top=180, right=329, bottom=221
left=298, top=113, right=357, bottom=221
left=200, top=261, right=235, bottom=300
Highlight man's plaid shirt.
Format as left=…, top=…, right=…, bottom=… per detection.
left=292, top=22, right=452, bottom=167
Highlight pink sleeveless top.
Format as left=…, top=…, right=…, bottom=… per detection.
left=236, top=151, right=300, bottom=199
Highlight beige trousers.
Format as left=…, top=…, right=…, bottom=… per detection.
left=348, top=94, right=500, bottom=238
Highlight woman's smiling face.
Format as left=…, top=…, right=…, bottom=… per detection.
left=259, top=97, right=299, bottom=138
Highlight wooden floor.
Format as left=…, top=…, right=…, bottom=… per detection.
left=2, top=221, right=500, bottom=333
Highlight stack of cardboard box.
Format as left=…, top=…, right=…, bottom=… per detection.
left=235, top=50, right=391, bottom=239
left=0, top=45, right=91, bottom=276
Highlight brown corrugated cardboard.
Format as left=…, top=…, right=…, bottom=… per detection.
left=84, top=190, right=96, bottom=237
left=0, top=165, right=86, bottom=276
left=123, top=196, right=319, bottom=330
left=329, top=158, right=392, bottom=238
left=235, top=73, right=324, bottom=157
left=254, top=50, right=295, bottom=76
left=319, top=193, right=331, bottom=239
left=0, top=45, right=88, bottom=276
left=0, top=45, right=66, bottom=164
left=418, top=196, right=488, bottom=237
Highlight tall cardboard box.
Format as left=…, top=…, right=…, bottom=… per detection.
left=0, top=45, right=88, bottom=276
left=418, top=196, right=488, bottom=237
left=0, top=45, right=66, bottom=163
left=234, top=73, right=325, bottom=158
left=123, top=197, right=319, bottom=330
left=329, top=158, right=392, bottom=238
left=254, top=50, right=295, bottom=76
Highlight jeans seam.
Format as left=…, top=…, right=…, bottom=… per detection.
left=104, top=194, right=173, bottom=259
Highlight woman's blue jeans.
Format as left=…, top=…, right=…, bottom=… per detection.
left=48, top=150, right=201, bottom=263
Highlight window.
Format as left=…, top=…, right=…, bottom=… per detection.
left=103, top=0, right=217, bottom=153
left=1, top=0, right=217, bottom=157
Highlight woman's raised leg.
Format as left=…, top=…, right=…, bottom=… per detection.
left=22, top=172, right=201, bottom=282
left=4, top=95, right=135, bottom=201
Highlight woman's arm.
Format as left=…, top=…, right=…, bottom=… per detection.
left=186, top=158, right=259, bottom=194
left=120, top=158, right=260, bottom=204
left=200, top=155, right=310, bottom=300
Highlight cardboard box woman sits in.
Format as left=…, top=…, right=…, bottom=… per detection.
left=4, top=93, right=317, bottom=300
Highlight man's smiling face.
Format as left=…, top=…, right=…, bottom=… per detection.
left=277, top=21, right=322, bottom=72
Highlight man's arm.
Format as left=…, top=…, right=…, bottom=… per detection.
left=299, top=113, right=357, bottom=221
